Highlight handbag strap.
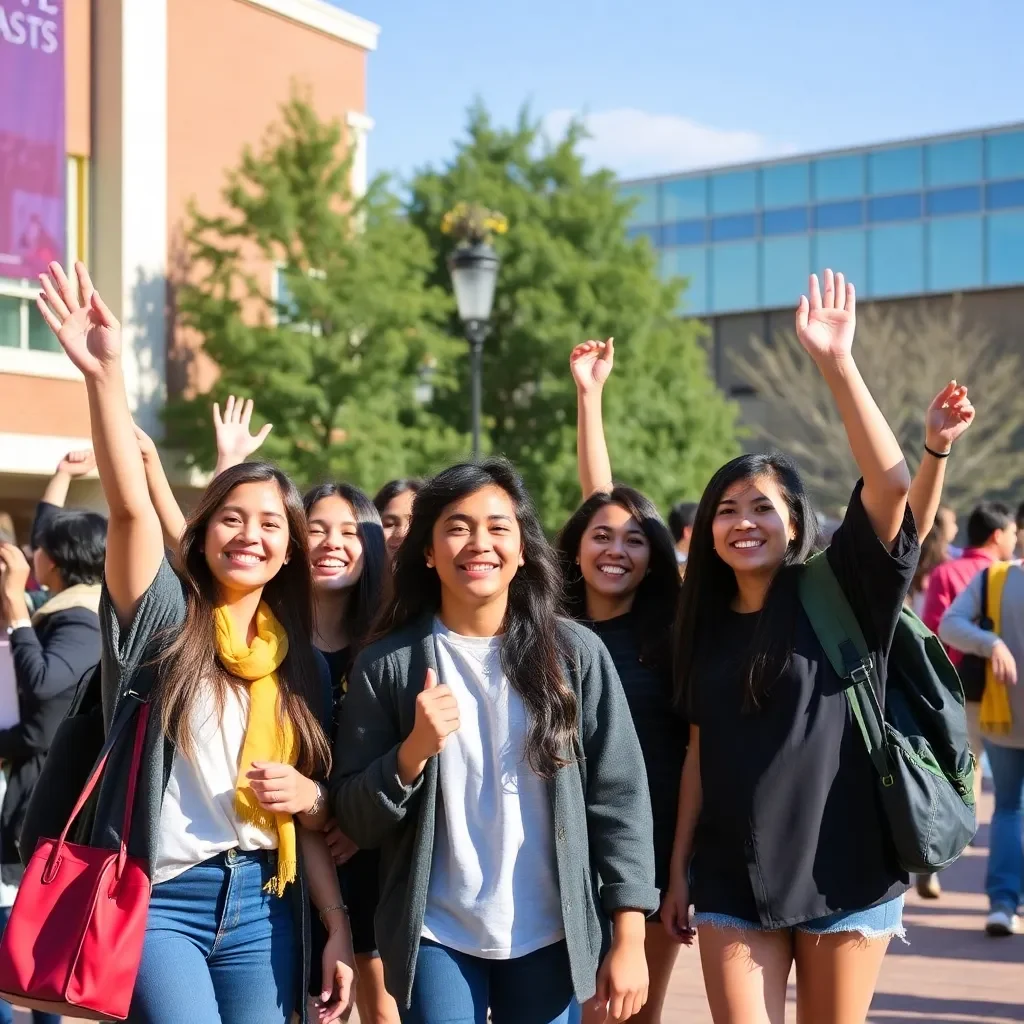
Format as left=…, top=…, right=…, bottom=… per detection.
left=50, top=698, right=151, bottom=878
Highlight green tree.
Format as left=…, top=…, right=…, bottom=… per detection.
left=165, top=93, right=463, bottom=489
left=407, top=104, right=741, bottom=530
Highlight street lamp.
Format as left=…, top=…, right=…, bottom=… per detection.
left=447, top=241, right=500, bottom=461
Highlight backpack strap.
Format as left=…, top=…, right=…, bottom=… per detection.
left=798, top=552, right=893, bottom=788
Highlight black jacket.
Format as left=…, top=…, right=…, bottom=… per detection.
left=1, top=597, right=100, bottom=883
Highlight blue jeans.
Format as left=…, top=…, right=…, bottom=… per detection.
left=984, top=741, right=1024, bottom=914
left=128, top=849, right=296, bottom=1024
left=0, top=905, right=61, bottom=1024
left=402, top=939, right=575, bottom=1024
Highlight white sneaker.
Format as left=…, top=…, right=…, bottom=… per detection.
left=985, top=909, right=1019, bottom=937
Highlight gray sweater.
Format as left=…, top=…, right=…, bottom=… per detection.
left=330, top=614, right=659, bottom=1008
left=939, top=561, right=1024, bottom=749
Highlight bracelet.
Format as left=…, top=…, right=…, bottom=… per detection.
left=306, top=781, right=324, bottom=817
left=924, top=443, right=951, bottom=459
left=318, top=903, right=348, bottom=926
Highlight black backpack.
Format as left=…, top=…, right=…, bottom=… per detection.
left=798, top=552, right=977, bottom=874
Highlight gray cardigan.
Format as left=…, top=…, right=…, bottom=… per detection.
left=330, top=614, right=659, bottom=1008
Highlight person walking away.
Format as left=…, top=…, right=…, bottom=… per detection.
left=668, top=504, right=698, bottom=574
left=663, top=270, right=918, bottom=1024
left=0, top=511, right=105, bottom=1024
left=332, top=459, right=659, bottom=1024
left=923, top=504, right=1018, bottom=801
left=940, top=562, right=1024, bottom=937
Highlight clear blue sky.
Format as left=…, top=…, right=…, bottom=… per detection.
left=335, top=0, right=1023, bottom=184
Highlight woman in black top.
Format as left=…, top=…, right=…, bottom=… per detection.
left=560, top=340, right=683, bottom=1024
left=302, top=483, right=396, bottom=1024
left=662, top=270, right=919, bottom=1023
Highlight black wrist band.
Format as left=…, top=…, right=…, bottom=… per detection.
left=924, top=444, right=951, bottom=459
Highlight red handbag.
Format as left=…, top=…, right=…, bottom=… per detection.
left=0, top=701, right=152, bottom=1020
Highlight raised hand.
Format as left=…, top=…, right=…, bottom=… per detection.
left=570, top=338, right=615, bottom=395
left=132, top=425, right=158, bottom=463
left=925, top=381, right=975, bottom=455
left=56, top=449, right=96, bottom=478
left=795, top=269, right=856, bottom=363
left=36, top=262, right=120, bottom=377
left=213, top=395, right=273, bottom=467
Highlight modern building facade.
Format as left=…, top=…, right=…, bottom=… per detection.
left=620, top=123, right=1024, bottom=417
left=0, top=0, right=378, bottom=537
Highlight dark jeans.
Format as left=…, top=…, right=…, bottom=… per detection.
left=0, top=905, right=61, bottom=1024
left=984, top=740, right=1024, bottom=913
left=128, top=849, right=296, bottom=1024
left=402, top=939, right=575, bottom=1024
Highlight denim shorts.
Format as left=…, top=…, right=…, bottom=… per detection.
left=692, top=894, right=905, bottom=942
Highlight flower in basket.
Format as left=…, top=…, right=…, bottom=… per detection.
left=440, top=202, right=508, bottom=246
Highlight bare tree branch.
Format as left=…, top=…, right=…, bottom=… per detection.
left=730, top=297, right=1024, bottom=512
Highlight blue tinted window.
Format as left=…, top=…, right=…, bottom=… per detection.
left=812, top=230, right=866, bottom=291
left=662, top=219, right=706, bottom=246
left=627, top=225, right=660, bottom=245
left=925, top=138, right=982, bottom=187
left=986, top=179, right=1024, bottom=210
left=813, top=201, right=863, bottom=230
left=927, top=217, right=983, bottom=292
left=661, top=177, right=707, bottom=221
left=710, top=243, right=759, bottom=313
left=926, top=186, right=982, bottom=216
left=987, top=131, right=1024, bottom=180
left=868, top=146, right=922, bottom=194
left=869, top=223, right=925, bottom=297
left=763, top=206, right=809, bottom=235
left=762, top=162, right=809, bottom=208
left=867, top=194, right=923, bottom=223
left=620, top=183, right=658, bottom=225
left=987, top=211, right=1024, bottom=286
left=711, top=214, right=757, bottom=242
left=710, top=170, right=758, bottom=215
left=762, top=236, right=811, bottom=309
left=661, top=248, right=709, bottom=315
left=812, top=154, right=865, bottom=201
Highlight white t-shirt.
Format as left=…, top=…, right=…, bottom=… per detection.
left=153, top=679, right=276, bottom=885
left=421, top=620, right=564, bottom=959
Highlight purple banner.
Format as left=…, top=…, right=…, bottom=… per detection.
left=0, top=0, right=65, bottom=280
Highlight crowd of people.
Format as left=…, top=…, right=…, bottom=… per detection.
left=0, top=258, right=1011, bottom=1024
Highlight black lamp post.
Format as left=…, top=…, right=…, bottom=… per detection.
left=447, top=241, right=500, bottom=460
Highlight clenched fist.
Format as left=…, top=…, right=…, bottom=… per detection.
left=397, top=668, right=460, bottom=784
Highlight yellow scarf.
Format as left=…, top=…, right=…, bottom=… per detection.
left=214, top=602, right=297, bottom=896
left=981, top=562, right=1014, bottom=735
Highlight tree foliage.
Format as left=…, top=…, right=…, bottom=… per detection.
left=164, top=93, right=463, bottom=490
left=731, top=297, right=1024, bottom=512
left=407, top=104, right=741, bottom=529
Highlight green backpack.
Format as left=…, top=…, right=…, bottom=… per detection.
left=798, top=552, right=977, bottom=874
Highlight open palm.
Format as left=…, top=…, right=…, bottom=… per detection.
left=36, top=262, right=120, bottom=378
left=795, top=269, right=856, bottom=362
left=570, top=338, right=614, bottom=394
left=214, top=396, right=273, bottom=462
left=926, top=381, right=975, bottom=451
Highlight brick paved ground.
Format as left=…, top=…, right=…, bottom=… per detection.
left=663, top=785, right=1024, bottom=1023
left=19, top=787, right=1021, bottom=1024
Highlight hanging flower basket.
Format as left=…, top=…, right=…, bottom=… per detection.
left=440, top=202, right=508, bottom=246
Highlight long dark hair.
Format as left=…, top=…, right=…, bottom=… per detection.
left=372, top=478, right=422, bottom=514
left=157, top=462, right=330, bottom=775
left=372, top=458, right=577, bottom=778
left=303, top=482, right=388, bottom=655
left=673, top=452, right=821, bottom=715
left=557, top=487, right=680, bottom=673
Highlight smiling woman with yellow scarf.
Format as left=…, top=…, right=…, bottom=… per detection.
left=29, top=261, right=359, bottom=1024
left=940, top=558, right=1024, bottom=938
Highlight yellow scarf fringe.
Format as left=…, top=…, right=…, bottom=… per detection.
left=214, top=602, right=297, bottom=897
left=981, top=562, right=1014, bottom=735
